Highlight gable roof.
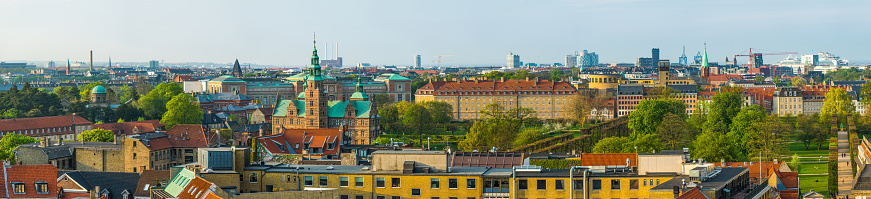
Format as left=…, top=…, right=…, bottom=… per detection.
left=93, top=120, right=164, bottom=135
left=57, top=170, right=140, bottom=199
left=134, top=170, right=171, bottom=197
left=0, top=115, right=92, bottom=131
left=177, top=177, right=223, bottom=199
left=256, top=128, right=344, bottom=156
left=128, top=125, right=215, bottom=151
left=273, top=100, right=372, bottom=119
left=0, top=164, right=57, bottom=198
left=581, top=153, right=638, bottom=167
left=676, top=187, right=708, bottom=199
left=713, top=161, right=785, bottom=184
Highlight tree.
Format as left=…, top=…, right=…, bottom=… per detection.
left=564, top=93, right=590, bottom=124
left=115, top=103, right=144, bottom=122
left=627, top=98, right=686, bottom=139
left=78, top=129, right=115, bottom=142
left=459, top=119, right=518, bottom=151
left=747, top=115, right=793, bottom=161
left=726, top=105, right=768, bottom=158
left=2, top=108, right=20, bottom=119
left=592, top=134, right=662, bottom=153
left=0, top=134, right=37, bottom=160
left=479, top=103, right=508, bottom=120
left=118, top=85, right=137, bottom=103
left=140, top=83, right=184, bottom=119
left=861, top=81, right=871, bottom=111
left=592, top=137, right=631, bottom=153
left=656, top=113, right=691, bottom=150
left=791, top=76, right=807, bottom=87
left=704, top=90, right=744, bottom=133
left=506, top=107, right=537, bottom=127
left=692, top=131, right=735, bottom=162
left=421, top=101, right=452, bottom=124
left=161, top=93, right=203, bottom=129
left=371, top=94, right=391, bottom=108
left=820, top=87, right=854, bottom=127
left=378, top=104, right=402, bottom=133
left=512, top=129, right=543, bottom=148
left=403, top=104, right=432, bottom=134
left=117, top=118, right=126, bottom=123
left=754, top=75, right=765, bottom=83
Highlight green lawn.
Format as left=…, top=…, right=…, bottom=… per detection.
left=789, top=142, right=829, bottom=158
left=799, top=175, right=829, bottom=199
left=797, top=162, right=828, bottom=174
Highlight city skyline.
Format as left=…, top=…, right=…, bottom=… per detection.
left=1, top=0, right=870, bottom=67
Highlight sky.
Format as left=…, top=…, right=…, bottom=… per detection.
left=1, top=0, right=869, bottom=67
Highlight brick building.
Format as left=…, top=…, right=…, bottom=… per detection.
left=415, top=77, right=577, bottom=120
left=122, top=124, right=218, bottom=172
left=93, top=120, right=164, bottom=135
left=0, top=115, right=93, bottom=140
left=257, top=128, right=346, bottom=159
left=272, top=45, right=379, bottom=145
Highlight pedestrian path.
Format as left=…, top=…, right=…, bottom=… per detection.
left=837, top=131, right=853, bottom=197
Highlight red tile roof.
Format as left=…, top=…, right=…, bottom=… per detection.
left=417, top=79, right=576, bottom=96
left=0, top=164, right=58, bottom=198
left=0, top=115, right=92, bottom=136
left=779, top=190, right=799, bottom=199
left=713, top=161, right=784, bottom=184
left=581, top=153, right=638, bottom=167
left=257, top=128, right=344, bottom=156
left=771, top=167, right=799, bottom=189
left=93, top=120, right=164, bottom=135
left=135, top=125, right=215, bottom=151
left=135, top=170, right=171, bottom=197
left=676, top=187, right=708, bottom=199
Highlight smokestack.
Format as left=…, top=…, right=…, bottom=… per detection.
left=89, top=50, right=93, bottom=72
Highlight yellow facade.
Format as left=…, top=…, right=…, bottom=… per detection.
left=415, top=95, right=570, bottom=120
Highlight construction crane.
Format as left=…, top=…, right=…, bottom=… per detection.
left=433, top=55, right=454, bottom=68
left=733, top=48, right=797, bottom=68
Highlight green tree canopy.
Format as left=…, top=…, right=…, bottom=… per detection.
left=140, top=83, right=184, bottom=119
left=459, top=119, right=518, bottom=152
left=402, top=104, right=432, bottom=135
left=791, top=76, right=807, bottom=87
left=726, top=105, right=768, bottom=158
left=820, top=87, right=854, bottom=126
left=704, top=90, right=744, bottom=133
left=78, top=82, right=107, bottom=100
left=747, top=115, right=793, bottom=161
left=0, top=134, right=37, bottom=160
left=627, top=98, right=686, bottom=139
left=692, top=131, right=734, bottom=162
left=656, top=113, right=691, bottom=150
left=592, top=134, right=662, bottom=153
left=78, top=129, right=115, bottom=142
left=421, top=101, right=452, bottom=124
left=160, top=93, right=203, bottom=128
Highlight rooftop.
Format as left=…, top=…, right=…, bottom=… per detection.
left=651, top=167, right=749, bottom=192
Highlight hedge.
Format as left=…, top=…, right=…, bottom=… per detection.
left=529, top=159, right=584, bottom=169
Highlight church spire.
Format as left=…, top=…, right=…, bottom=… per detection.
left=232, top=59, right=243, bottom=78
left=701, top=43, right=709, bottom=69
left=308, top=34, right=323, bottom=80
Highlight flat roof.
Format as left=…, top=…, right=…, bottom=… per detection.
left=372, top=150, right=446, bottom=155
left=651, top=167, right=749, bottom=192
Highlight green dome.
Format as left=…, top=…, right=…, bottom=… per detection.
left=90, top=85, right=107, bottom=94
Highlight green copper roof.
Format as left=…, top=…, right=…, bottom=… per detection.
left=272, top=100, right=305, bottom=117
left=702, top=45, right=709, bottom=68
left=90, top=85, right=107, bottom=94
left=297, top=91, right=306, bottom=99
left=274, top=99, right=370, bottom=118
left=164, top=168, right=196, bottom=197
left=285, top=72, right=336, bottom=81
left=209, top=75, right=246, bottom=83
left=350, top=92, right=369, bottom=99
left=376, top=73, right=412, bottom=81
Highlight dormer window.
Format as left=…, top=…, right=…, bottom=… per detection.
left=11, top=182, right=25, bottom=194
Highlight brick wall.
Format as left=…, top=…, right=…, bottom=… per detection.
left=13, top=147, right=49, bottom=165
left=75, top=148, right=124, bottom=172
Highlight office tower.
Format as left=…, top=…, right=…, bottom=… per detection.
left=149, top=60, right=160, bottom=68
left=507, top=53, right=520, bottom=69
left=89, top=50, right=93, bottom=71
left=415, top=55, right=421, bottom=68
left=635, top=48, right=660, bottom=69
left=565, top=52, right=578, bottom=68
left=44, top=61, right=55, bottom=68
left=578, top=50, right=599, bottom=69
left=693, top=52, right=703, bottom=65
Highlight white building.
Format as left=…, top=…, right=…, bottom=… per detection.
left=507, top=53, right=520, bottom=69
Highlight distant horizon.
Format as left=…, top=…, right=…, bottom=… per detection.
left=1, top=0, right=869, bottom=67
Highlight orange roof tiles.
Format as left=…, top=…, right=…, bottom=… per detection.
left=257, top=128, right=344, bottom=156
left=713, top=161, right=784, bottom=184
left=0, top=115, right=92, bottom=136
left=676, top=187, right=708, bottom=199
left=581, top=153, right=638, bottom=167
left=93, top=120, right=164, bottom=135
left=177, top=177, right=222, bottom=199
left=0, top=164, right=58, bottom=198
left=779, top=190, right=799, bottom=199
left=165, top=124, right=215, bottom=148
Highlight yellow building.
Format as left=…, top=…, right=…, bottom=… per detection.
left=415, top=77, right=577, bottom=120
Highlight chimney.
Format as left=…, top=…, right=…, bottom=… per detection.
left=57, top=135, right=63, bottom=146
left=500, top=77, right=505, bottom=82
left=113, top=136, right=118, bottom=145
left=773, top=158, right=778, bottom=164
left=525, top=77, right=530, bottom=81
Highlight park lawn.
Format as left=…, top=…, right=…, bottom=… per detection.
left=799, top=175, right=829, bottom=199
left=797, top=162, right=828, bottom=174
left=789, top=142, right=829, bottom=158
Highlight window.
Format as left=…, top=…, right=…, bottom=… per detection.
left=519, top=179, right=528, bottom=190
left=431, top=178, right=440, bottom=189
left=592, top=180, right=601, bottom=190
left=249, top=173, right=258, bottom=183
left=304, top=176, right=313, bottom=186
left=341, top=195, right=349, bottom=199
left=35, top=182, right=48, bottom=194
left=340, top=177, right=349, bottom=187
left=432, top=197, right=440, bottom=199
left=356, top=195, right=364, bottom=199
left=12, top=182, right=25, bottom=194
left=319, top=176, right=328, bottom=186
left=555, top=180, right=564, bottom=190
left=643, top=179, right=647, bottom=186
left=355, top=177, right=364, bottom=187
left=377, top=196, right=386, bottom=199
left=392, top=196, right=400, bottom=199
left=411, top=188, right=421, bottom=196
left=536, top=179, right=547, bottom=190
left=610, top=179, right=620, bottom=190
left=376, top=177, right=385, bottom=188
left=573, top=180, right=583, bottom=190
left=630, top=179, right=639, bottom=190
left=391, top=178, right=400, bottom=188
left=656, top=179, right=660, bottom=185
left=467, top=179, right=476, bottom=189
left=449, top=178, right=458, bottom=189
left=286, top=175, right=294, bottom=182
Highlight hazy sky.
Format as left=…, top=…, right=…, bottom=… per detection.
left=1, top=0, right=869, bottom=67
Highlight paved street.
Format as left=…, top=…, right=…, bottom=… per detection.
left=838, top=131, right=853, bottom=197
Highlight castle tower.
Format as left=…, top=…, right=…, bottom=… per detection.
left=349, top=77, right=369, bottom=101
left=303, top=38, right=328, bottom=128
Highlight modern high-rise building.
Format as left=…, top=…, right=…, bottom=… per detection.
left=578, top=50, right=599, bottom=69
left=148, top=60, right=160, bottom=68
left=44, top=61, right=55, bottom=68
left=414, top=55, right=421, bottom=68
left=635, top=48, right=660, bottom=69
left=679, top=46, right=688, bottom=66
left=565, top=52, right=578, bottom=68
left=507, top=53, right=520, bottom=69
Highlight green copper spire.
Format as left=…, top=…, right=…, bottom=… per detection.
left=701, top=43, right=709, bottom=69
left=350, top=77, right=369, bottom=100
left=308, top=34, right=323, bottom=81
